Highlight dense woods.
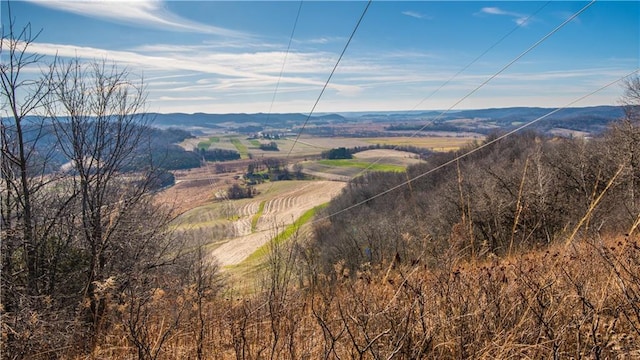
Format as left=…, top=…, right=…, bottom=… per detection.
left=2, top=14, right=640, bottom=360
left=313, top=126, right=640, bottom=274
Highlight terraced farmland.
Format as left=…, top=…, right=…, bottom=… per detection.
left=212, top=181, right=344, bottom=266
left=170, top=180, right=345, bottom=267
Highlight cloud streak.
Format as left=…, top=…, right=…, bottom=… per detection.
left=23, top=40, right=362, bottom=96
left=402, top=11, right=430, bottom=20
left=478, top=6, right=531, bottom=26
left=26, top=0, right=248, bottom=37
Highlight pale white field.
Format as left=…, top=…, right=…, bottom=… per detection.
left=353, top=149, right=424, bottom=166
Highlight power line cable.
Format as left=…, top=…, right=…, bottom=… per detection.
left=411, top=1, right=551, bottom=112
left=415, top=0, right=595, bottom=125
left=211, top=0, right=373, bottom=258
left=251, top=0, right=370, bottom=228
left=352, top=0, right=594, bottom=179
left=285, top=0, right=372, bottom=159
left=265, top=0, right=304, bottom=125
left=260, top=0, right=303, bottom=197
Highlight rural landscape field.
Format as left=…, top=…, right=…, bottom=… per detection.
left=162, top=131, right=478, bottom=274
left=3, top=0, right=640, bottom=359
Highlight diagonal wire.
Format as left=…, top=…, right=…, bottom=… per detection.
left=351, top=0, right=595, bottom=179
left=265, top=0, right=304, bottom=125
left=285, top=0, right=372, bottom=159
left=260, top=1, right=304, bottom=197
left=411, top=0, right=551, bottom=112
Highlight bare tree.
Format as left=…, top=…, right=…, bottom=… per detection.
left=0, top=8, right=89, bottom=357
left=43, top=57, right=177, bottom=338
left=622, top=76, right=640, bottom=122
left=1, top=4, right=52, bottom=299
left=1, top=8, right=191, bottom=356
left=603, top=76, right=640, bottom=224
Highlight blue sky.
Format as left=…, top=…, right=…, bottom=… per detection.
left=2, top=1, right=638, bottom=114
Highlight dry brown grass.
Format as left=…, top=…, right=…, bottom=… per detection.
left=60, top=233, right=640, bottom=359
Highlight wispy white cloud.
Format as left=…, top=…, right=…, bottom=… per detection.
left=23, top=40, right=361, bottom=96
left=134, top=40, right=282, bottom=53
left=131, top=43, right=339, bottom=75
left=11, top=36, right=626, bottom=114
left=480, top=7, right=509, bottom=16
left=295, top=36, right=347, bottom=46
left=25, top=0, right=248, bottom=37
left=402, top=11, right=430, bottom=20
left=554, top=11, right=582, bottom=25
left=376, top=50, right=439, bottom=61
left=477, top=7, right=532, bottom=26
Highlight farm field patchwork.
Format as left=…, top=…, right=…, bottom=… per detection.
left=317, top=159, right=405, bottom=172
left=230, top=138, right=249, bottom=159
left=197, top=136, right=220, bottom=150
left=301, top=149, right=425, bottom=180
left=184, top=134, right=479, bottom=162
left=166, top=179, right=346, bottom=272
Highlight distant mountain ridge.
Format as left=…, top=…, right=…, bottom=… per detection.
left=148, top=112, right=340, bottom=129
left=25, top=106, right=625, bottom=135
left=436, top=105, right=624, bottom=123
left=349, top=105, right=625, bottom=135
left=450, top=105, right=625, bottom=134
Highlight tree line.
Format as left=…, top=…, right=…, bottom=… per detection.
left=322, top=144, right=432, bottom=160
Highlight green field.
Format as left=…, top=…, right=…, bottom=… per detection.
left=317, top=159, right=405, bottom=172
left=361, top=136, right=479, bottom=152
left=196, top=136, right=220, bottom=150
left=228, top=204, right=326, bottom=285
left=230, top=138, right=250, bottom=159
left=249, top=139, right=261, bottom=147
left=250, top=201, right=266, bottom=232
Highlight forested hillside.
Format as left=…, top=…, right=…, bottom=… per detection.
left=312, top=125, right=639, bottom=274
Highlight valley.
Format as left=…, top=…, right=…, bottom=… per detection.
left=161, top=131, right=467, bottom=276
